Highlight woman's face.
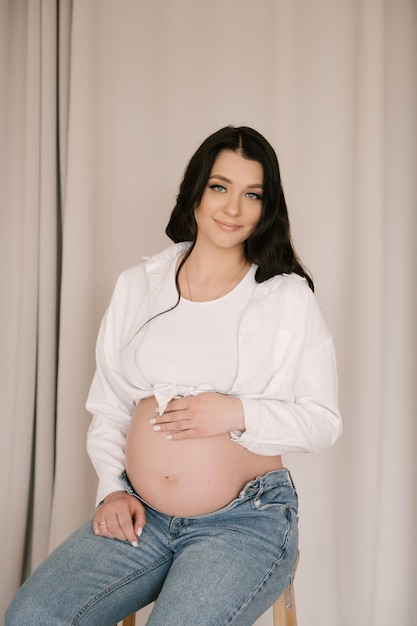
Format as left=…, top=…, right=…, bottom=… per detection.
left=194, top=150, right=263, bottom=252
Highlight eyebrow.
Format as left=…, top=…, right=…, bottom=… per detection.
left=208, top=174, right=264, bottom=189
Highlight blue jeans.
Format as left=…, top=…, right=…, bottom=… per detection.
left=5, top=469, right=298, bottom=626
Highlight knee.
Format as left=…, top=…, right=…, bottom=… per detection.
left=5, top=595, right=27, bottom=625
left=5, top=588, right=46, bottom=625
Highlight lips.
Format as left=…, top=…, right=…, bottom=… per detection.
left=214, top=219, right=242, bottom=231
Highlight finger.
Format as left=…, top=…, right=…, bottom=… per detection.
left=114, top=502, right=146, bottom=546
left=93, top=517, right=116, bottom=539
left=132, top=505, right=147, bottom=538
left=93, top=509, right=132, bottom=543
left=100, top=510, right=135, bottom=545
left=93, top=509, right=107, bottom=532
left=149, top=413, right=182, bottom=428
left=163, top=397, right=187, bottom=414
left=152, top=419, right=192, bottom=433
left=93, top=492, right=141, bottom=542
left=115, top=514, right=140, bottom=546
left=164, top=428, right=197, bottom=441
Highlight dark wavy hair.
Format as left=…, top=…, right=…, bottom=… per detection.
left=166, top=125, right=313, bottom=290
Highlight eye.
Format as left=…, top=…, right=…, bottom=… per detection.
left=246, top=191, right=263, bottom=201
left=209, top=184, right=227, bottom=193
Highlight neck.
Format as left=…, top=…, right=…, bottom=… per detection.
left=185, top=242, right=247, bottom=276
left=179, top=245, right=249, bottom=302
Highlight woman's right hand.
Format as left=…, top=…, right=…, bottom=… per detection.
left=93, top=490, right=146, bottom=547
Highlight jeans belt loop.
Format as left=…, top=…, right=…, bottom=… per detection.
left=286, top=469, right=295, bottom=490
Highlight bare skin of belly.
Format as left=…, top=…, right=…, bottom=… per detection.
left=125, top=396, right=283, bottom=517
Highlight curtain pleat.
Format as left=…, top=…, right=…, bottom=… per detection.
left=0, top=0, right=61, bottom=609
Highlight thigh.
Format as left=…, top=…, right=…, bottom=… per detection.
left=5, top=518, right=172, bottom=626
left=147, top=493, right=298, bottom=626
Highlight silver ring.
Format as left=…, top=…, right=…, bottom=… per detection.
left=98, top=521, right=107, bottom=525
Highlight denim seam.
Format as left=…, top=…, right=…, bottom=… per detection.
left=225, top=509, right=297, bottom=624
left=70, top=554, right=172, bottom=625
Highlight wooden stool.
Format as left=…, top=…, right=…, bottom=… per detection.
left=272, top=582, right=297, bottom=626
left=117, top=580, right=297, bottom=626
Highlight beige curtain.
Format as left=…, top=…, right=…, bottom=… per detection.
left=1, top=1, right=416, bottom=625
left=1, top=0, right=60, bottom=610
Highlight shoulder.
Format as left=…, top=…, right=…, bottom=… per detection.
left=279, top=272, right=312, bottom=295
left=255, top=272, right=312, bottom=304
left=252, top=273, right=330, bottom=338
left=115, top=242, right=191, bottom=292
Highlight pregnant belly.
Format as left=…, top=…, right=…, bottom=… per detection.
left=125, top=396, right=283, bottom=516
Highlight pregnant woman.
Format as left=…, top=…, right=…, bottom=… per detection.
left=6, top=126, right=342, bottom=625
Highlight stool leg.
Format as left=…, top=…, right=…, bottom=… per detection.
left=273, top=589, right=288, bottom=625
left=286, top=585, right=297, bottom=626
left=118, top=613, right=136, bottom=626
left=273, top=585, right=297, bottom=626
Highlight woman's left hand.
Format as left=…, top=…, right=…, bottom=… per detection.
left=149, top=392, right=245, bottom=440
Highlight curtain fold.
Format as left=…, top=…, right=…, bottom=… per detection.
left=373, top=2, right=417, bottom=620
left=1, top=1, right=416, bottom=624
left=0, top=0, right=60, bottom=611
left=49, top=0, right=100, bottom=551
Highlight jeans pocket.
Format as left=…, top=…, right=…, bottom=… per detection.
left=252, top=484, right=298, bottom=515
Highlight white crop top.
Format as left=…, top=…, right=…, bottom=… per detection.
left=136, top=258, right=257, bottom=394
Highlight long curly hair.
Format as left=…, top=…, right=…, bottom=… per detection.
left=166, top=125, right=313, bottom=289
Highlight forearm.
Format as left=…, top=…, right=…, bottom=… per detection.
left=86, top=414, right=128, bottom=505
left=234, top=395, right=342, bottom=455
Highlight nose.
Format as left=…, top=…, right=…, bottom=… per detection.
left=223, top=194, right=241, bottom=217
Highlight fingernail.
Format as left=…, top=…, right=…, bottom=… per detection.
left=137, top=527, right=143, bottom=538
left=152, top=425, right=161, bottom=431
left=166, top=435, right=173, bottom=440
left=149, top=418, right=157, bottom=424
left=131, top=541, right=139, bottom=548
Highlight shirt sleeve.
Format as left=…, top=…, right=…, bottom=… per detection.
left=85, top=268, right=147, bottom=506
left=232, top=336, right=342, bottom=455
left=230, top=279, right=342, bottom=456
